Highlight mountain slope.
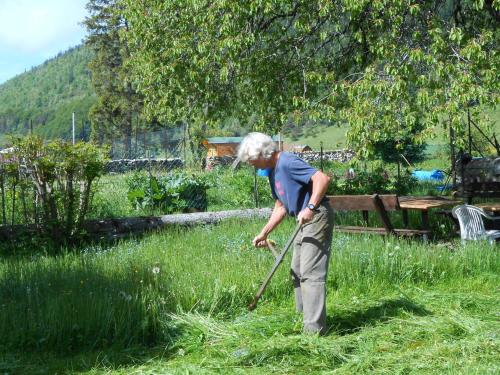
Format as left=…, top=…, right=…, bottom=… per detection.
left=0, top=45, right=96, bottom=144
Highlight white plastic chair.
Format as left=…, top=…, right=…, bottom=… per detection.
left=452, top=204, right=500, bottom=245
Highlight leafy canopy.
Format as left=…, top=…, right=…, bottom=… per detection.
left=121, top=0, right=499, bottom=157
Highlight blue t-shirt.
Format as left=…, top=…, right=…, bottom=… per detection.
left=269, top=152, right=318, bottom=216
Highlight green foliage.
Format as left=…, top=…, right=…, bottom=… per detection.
left=121, top=0, right=499, bottom=157
left=206, top=166, right=274, bottom=210
left=126, top=171, right=210, bottom=213
left=0, top=46, right=96, bottom=143
left=328, top=167, right=417, bottom=196
left=84, top=0, right=144, bottom=154
left=7, top=136, right=109, bottom=245
left=371, top=121, right=427, bottom=164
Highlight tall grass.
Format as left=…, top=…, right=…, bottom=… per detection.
left=0, top=218, right=497, bottom=355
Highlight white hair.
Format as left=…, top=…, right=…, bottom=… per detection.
left=237, top=132, right=277, bottom=162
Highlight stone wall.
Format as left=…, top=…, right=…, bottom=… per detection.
left=106, top=158, right=183, bottom=173
left=206, top=150, right=355, bottom=169
left=293, top=150, right=356, bottom=163
left=105, top=150, right=355, bottom=173
left=206, top=155, right=237, bottom=169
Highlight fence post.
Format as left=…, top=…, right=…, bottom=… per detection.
left=34, top=186, right=38, bottom=227
left=134, top=116, right=139, bottom=159
left=320, top=141, right=324, bottom=171
left=450, top=119, right=457, bottom=187
left=397, top=157, right=401, bottom=195
left=0, top=168, right=5, bottom=225
left=11, top=173, right=17, bottom=227
left=467, top=108, right=472, bottom=155
left=254, top=168, right=259, bottom=208
left=183, top=123, right=187, bottom=169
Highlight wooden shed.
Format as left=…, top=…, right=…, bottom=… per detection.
left=202, top=136, right=283, bottom=157
left=202, top=137, right=243, bottom=157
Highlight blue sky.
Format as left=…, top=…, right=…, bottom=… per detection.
left=0, top=0, right=88, bottom=84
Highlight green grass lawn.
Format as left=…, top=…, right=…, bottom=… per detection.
left=0, top=219, right=498, bottom=374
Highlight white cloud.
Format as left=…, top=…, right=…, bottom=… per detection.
left=0, top=0, right=88, bottom=53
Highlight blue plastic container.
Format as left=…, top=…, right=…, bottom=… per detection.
left=412, top=169, right=445, bottom=181
left=257, top=168, right=272, bottom=177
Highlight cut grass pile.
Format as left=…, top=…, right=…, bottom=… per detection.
left=0, top=218, right=498, bottom=374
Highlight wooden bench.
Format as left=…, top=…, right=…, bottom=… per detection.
left=327, top=194, right=430, bottom=238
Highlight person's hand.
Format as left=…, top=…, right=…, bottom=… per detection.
left=252, top=233, right=268, bottom=247
left=297, top=208, right=314, bottom=225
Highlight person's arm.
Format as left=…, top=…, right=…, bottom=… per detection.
left=252, top=199, right=287, bottom=247
left=297, top=170, right=331, bottom=224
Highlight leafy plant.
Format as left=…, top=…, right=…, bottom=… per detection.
left=328, top=166, right=417, bottom=196
left=6, top=135, right=109, bottom=245
left=126, top=171, right=210, bottom=213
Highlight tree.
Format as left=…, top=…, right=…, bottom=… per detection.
left=120, top=0, right=499, bottom=157
left=84, top=0, right=143, bottom=157
left=372, top=121, right=426, bottom=164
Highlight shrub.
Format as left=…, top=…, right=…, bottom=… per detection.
left=126, top=171, right=210, bottom=213
left=4, top=135, right=108, bottom=245
left=328, top=166, right=417, bottom=195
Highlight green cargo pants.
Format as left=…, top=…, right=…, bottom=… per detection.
left=291, top=200, right=334, bottom=334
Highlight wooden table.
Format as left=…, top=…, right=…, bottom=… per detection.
left=475, top=202, right=500, bottom=213
left=398, top=196, right=463, bottom=232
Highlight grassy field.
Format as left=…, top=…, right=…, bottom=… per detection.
left=0, top=218, right=498, bottom=374
left=0, top=107, right=498, bottom=373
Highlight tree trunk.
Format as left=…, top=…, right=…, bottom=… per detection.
left=65, top=172, right=75, bottom=235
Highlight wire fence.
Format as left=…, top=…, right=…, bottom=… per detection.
left=0, top=127, right=356, bottom=227
left=108, top=126, right=185, bottom=161
left=92, top=127, right=356, bottom=221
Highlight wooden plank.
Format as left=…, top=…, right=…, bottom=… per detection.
left=372, top=194, right=394, bottom=234
left=398, top=197, right=462, bottom=210
left=475, top=202, right=500, bottom=212
left=402, top=209, right=409, bottom=228
left=333, top=225, right=429, bottom=237
left=327, top=195, right=399, bottom=211
left=398, top=201, right=461, bottom=210
left=334, top=226, right=387, bottom=234
left=393, top=229, right=430, bottom=236
left=362, top=210, right=369, bottom=225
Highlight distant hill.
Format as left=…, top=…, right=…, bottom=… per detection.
left=0, top=45, right=96, bottom=145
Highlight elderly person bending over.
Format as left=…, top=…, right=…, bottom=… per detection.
left=235, top=132, right=334, bottom=335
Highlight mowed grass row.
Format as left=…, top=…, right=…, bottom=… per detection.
left=0, top=219, right=498, bottom=373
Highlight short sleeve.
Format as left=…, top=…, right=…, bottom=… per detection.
left=287, top=156, right=317, bottom=185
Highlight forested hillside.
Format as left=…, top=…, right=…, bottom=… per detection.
left=0, top=45, right=96, bottom=144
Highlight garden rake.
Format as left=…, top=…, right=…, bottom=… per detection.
left=248, top=222, right=302, bottom=311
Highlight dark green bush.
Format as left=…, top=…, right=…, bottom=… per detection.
left=126, top=171, right=210, bottom=213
